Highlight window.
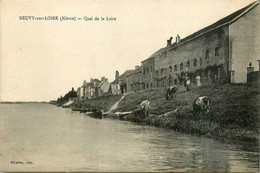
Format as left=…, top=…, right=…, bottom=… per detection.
left=150, top=83, right=152, bottom=88
left=147, top=68, right=149, bottom=73
left=161, top=69, right=164, bottom=75
left=187, top=61, right=190, bottom=67
left=147, top=83, right=149, bottom=89
left=169, top=66, right=172, bottom=72
left=150, top=67, right=153, bottom=72
left=200, top=58, right=202, bottom=66
left=205, top=50, right=210, bottom=59
left=193, top=59, right=198, bottom=67
left=215, top=47, right=219, bottom=56
left=180, top=63, right=183, bottom=70
left=156, top=70, right=159, bottom=76
left=174, top=65, right=177, bottom=71
left=143, top=69, right=145, bottom=75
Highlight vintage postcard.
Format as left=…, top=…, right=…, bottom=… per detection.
left=0, top=0, right=259, bottom=172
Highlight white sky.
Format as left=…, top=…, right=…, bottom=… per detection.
left=0, top=0, right=255, bottom=101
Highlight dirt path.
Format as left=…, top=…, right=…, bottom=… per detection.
left=104, top=93, right=128, bottom=114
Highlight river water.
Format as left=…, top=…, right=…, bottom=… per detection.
left=0, top=103, right=258, bottom=172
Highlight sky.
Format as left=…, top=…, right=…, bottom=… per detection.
left=0, top=0, right=256, bottom=102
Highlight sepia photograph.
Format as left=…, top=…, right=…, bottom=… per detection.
left=0, top=0, right=259, bottom=172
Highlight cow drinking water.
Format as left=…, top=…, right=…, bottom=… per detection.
left=193, top=96, right=210, bottom=116
left=165, top=85, right=178, bottom=100
left=140, top=100, right=150, bottom=117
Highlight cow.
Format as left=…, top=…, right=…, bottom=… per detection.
left=193, top=96, right=210, bottom=116
left=140, top=100, right=150, bottom=116
left=165, top=85, right=178, bottom=100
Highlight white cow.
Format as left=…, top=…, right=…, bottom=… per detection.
left=140, top=100, right=150, bottom=116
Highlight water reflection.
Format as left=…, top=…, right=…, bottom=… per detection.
left=0, top=104, right=258, bottom=172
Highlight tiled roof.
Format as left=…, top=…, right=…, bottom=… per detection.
left=141, top=47, right=168, bottom=63
left=127, top=66, right=142, bottom=77
left=98, top=79, right=107, bottom=87
left=100, top=81, right=111, bottom=93
left=173, top=1, right=258, bottom=47
left=111, top=69, right=136, bottom=84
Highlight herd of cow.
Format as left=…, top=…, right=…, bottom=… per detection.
left=140, top=85, right=211, bottom=117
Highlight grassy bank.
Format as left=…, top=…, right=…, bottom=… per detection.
left=73, top=94, right=122, bottom=112
left=76, top=83, right=259, bottom=142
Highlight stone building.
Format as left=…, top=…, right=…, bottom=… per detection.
left=126, top=66, right=143, bottom=93
left=78, top=78, right=101, bottom=100
left=97, top=77, right=111, bottom=96
left=141, top=51, right=157, bottom=90
left=77, top=86, right=84, bottom=101
left=140, top=1, right=259, bottom=88
left=112, top=69, right=136, bottom=93
left=111, top=71, right=121, bottom=95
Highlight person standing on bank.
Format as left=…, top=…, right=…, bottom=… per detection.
left=184, top=73, right=188, bottom=86
left=195, top=75, right=201, bottom=87
left=186, top=77, right=191, bottom=91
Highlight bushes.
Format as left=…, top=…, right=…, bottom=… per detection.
left=213, top=105, right=258, bottom=130
left=57, top=88, right=77, bottom=104
left=125, top=110, right=146, bottom=123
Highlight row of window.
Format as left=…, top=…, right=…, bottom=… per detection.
left=143, top=66, right=153, bottom=75
left=144, top=47, right=220, bottom=76
left=155, top=58, right=201, bottom=76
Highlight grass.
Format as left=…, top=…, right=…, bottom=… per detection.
left=116, top=83, right=260, bottom=141
left=73, top=94, right=122, bottom=112
left=75, top=83, right=259, bottom=141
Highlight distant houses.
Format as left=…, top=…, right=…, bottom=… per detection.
left=76, top=67, right=142, bottom=100
left=77, top=76, right=115, bottom=101
left=126, top=66, right=143, bottom=93
left=98, top=77, right=111, bottom=96
left=111, top=71, right=121, bottom=95
left=76, top=1, right=260, bottom=101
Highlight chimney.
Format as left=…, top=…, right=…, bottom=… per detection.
left=135, top=65, right=139, bottom=69
left=90, top=78, right=93, bottom=83
left=176, top=34, right=180, bottom=44
left=167, top=37, right=173, bottom=47
left=247, top=62, right=254, bottom=73
left=115, top=71, right=119, bottom=80
left=83, top=80, right=86, bottom=85
left=101, top=76, right=105, bottom=81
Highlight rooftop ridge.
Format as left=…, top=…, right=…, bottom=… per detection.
left=141, top=1, right=258, bottom=62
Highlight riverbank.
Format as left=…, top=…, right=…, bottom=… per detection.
left=73, top=83, right=259, bottom=142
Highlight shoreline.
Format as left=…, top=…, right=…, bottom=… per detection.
left=60, top=83, right=259, bottom=142
left=102, top=109, right=258, bottom=143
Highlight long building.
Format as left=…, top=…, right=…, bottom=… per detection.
left=139, top=1, right=259, bottom=90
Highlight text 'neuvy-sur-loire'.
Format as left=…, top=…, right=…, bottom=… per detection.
left=18, top=16, right=117, bottom=21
